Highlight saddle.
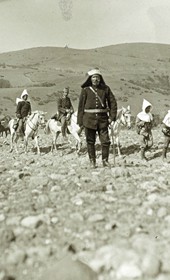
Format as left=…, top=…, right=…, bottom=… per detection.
left=13, top=118, right=27, bottom=135
left=51, top=113, right=59, bottom=121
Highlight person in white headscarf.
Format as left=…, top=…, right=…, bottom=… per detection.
left=162, top=110, right=170, bottom=161
left=15, top=89, right=31, bottom=136
left=136, top=99, right=153, bottom=161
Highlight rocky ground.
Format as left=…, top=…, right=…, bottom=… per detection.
left=0, top=127, right=170, bottom=280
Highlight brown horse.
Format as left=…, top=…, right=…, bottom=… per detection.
left=0, top=115, right=11, bottom=137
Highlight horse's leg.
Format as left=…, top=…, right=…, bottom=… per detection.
left=55, top=131, right=61, bottom=150
left=51, top=133, right=55, bottom=153
left=34, top=135, right=40, bottom=154
left=9, top=133, right=14, bottom=152
left=14, top=134, right=19, bottom=154
left=116, top=135, right=121, bottom=157
left=70, top=131, right=82, bottom=153
left=24, top=135, right=28, bottom=153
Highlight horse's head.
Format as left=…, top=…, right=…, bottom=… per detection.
left=37, top=111, right=47, bottom=127
left=121, top=106, right=131, bottom=129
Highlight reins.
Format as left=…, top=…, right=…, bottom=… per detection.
left=27, top=112, right=39, bottom=132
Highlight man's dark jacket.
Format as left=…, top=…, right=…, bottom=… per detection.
left=16, top=101, right=31, bottom=119
left=77, top=85, right=117, bottom=130
left=57, top=96, right=74, bottom=116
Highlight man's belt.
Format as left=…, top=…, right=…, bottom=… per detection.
left=84, top=109, right=109, bottom=113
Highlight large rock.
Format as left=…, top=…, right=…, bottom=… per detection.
left=39, top=255, right=97, bottom=280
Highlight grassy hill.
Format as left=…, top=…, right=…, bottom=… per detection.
left=0, top=43, right=170, bottom=119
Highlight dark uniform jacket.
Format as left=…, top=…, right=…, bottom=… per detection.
left=16, top=101, right=31, bottom=119
left=57, top=96, right=74, bottom=117
left=77, top=85, right=117, bottom=130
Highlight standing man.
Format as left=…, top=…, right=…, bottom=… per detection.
left=16, top=89, right=31, bottom=136
left=57, top=87, right=74, bottom=140
left=77, top=68, right=117, bottom=168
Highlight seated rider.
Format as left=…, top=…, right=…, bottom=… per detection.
left=15, top=89, right=31, bottom=136
left=52, top=87, right=74, bottom=139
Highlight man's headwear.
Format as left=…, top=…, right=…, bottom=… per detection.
left=87, top=68, right=102, bottom=76
left=63, top=86, right=69, bottom=91
left=163, top=110, right=170, bottom=127
left=81, top=68, right=106, bottom=88
left=21, top=89, right=29, bottom=99
left=137, top=99, right=153, bottom=122
left=142, top=99, right=152, bottom=112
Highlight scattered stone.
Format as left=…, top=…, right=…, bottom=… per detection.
left=0, top=228, right=15, bottom=245
left=87, top=214, right=105, bottom=223
left=116, top=262, right=142, bottom=279
left=6, top=249, right=27, bottom=265
left=37, top=194, right=49, bottom=207
left=71, top=197, right=83, bottom=206
left=0, top=214, right=5, bottom=222
left=50, top=185, right=62, bottom=192
left=111, top=167, right=131, bottom=178
left=26, top=246, right=52, bottom=259
left=39, top=255, right=97, bottom=280
left=20, top=215, right=45, bottom=228
left=141, top=253, right=161, bottom=277
left=51, top=217, right=59, bottom=224
left=157, top=207, right=167, bottom=218
left=70, top=212, right=84, bottom=222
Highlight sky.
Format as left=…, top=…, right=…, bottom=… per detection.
left=0, top=0, right=170, bottom=53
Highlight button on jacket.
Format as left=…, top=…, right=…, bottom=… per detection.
left=57, top=96, right=74, bottom=116
left=77, top=85, right=117, bottom=130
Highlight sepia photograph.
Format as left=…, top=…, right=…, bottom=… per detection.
left=0, top=0, right=170, bottom=279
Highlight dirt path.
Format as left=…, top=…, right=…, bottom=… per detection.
left=0, top=128, right=170, bottom=280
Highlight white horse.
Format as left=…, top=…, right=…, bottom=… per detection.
left=109, top=106, right=131, bottom=157
left=9, top=111, right=46, bottom=154
left=45, top=111, right=82, bottom=153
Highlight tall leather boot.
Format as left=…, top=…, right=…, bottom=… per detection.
left=102, top=145, right=111, bottom=167
left=141, top=147, right=147, bottom=161
left=87, top=144, right=96, bottom=169
left=162, top=147, right=167, bottom=161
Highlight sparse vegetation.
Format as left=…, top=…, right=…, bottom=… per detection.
left=0, top=78, right=11, bottom=88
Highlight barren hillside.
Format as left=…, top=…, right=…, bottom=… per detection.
left=0, top=43, right=170, bottom=119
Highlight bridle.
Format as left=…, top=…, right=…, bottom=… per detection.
left=117, top=109, right=131, bottom=127
left=27, top=112, right=41, bottom=132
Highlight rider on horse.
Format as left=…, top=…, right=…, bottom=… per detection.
left=52, top=87, right=74, bottom=140
left=15, top=89, right=32, bottom=136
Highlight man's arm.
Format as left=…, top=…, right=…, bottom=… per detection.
left=16, top=102, right=22, bottom=118
left=107, top=87, right=117, bottom=122
left=57, top=98, right=66, bottom=114
left=77, top=89, right=86, bottom=127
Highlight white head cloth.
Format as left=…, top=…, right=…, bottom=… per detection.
left=87, top=69, right=101, bottom=76
left=137, top=99, right=153, bottom=122
left=163, top=110, right=170, bottom=127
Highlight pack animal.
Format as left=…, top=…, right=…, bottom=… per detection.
left=45, top=111, right=82, bottom=153
left=9, top=111, right=46, bottom=154
left=109, top=106, right=131, bottom=156
left=0, top=122, right=10, bottom=137
left=0, top=116, right=11, bottom=137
